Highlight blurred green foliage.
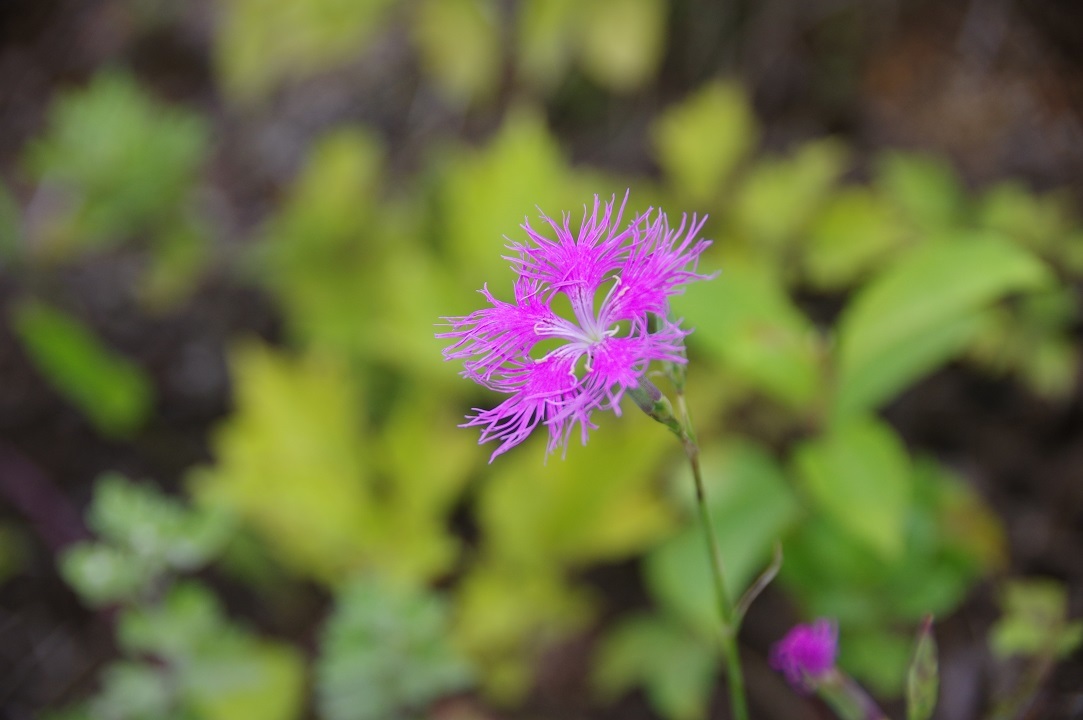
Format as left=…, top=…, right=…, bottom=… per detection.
left=61, top=474, right=231, bottom=606
left=13, top=302, right=154, bottom=437
left=594, top=613, right=717, bottom=720
left=113, top=583, right=304, bottom=720
left=26, top=72, right=207, bottom=256
left=990, top=579, right=1083, bottom=660
left=592, top=442, right=798, bottom=719
left=216, top=0, right=668, bottom=104
left=317, top=576, right=472, bottom=720
left=985, top=579, right=1083, bottom=720
left=7, top=5, right=1082, bottom=719
left=831, top=234, right=1050, bottom=419
left=191, top=342, right=471, bottom=587
left=216, top=0, right=399, bottom=103
left=21, top=71, right=211, bottom=309
left=54, top=478, right=302, bottom=720
left=651, top=82, right=759, bottom=205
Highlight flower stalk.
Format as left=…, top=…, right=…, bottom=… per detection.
left=635, top=375, right=750, bottom=720
left=771, top=619, right=890, bottom=720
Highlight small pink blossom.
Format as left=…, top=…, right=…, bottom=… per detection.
left=770, top=619, right=839, bottom=693
left=438, top=193, right=712, bottom=461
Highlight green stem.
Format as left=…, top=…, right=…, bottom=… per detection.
left=677, top=395, right=749, bottom=720
left=629, top=377, right=751, bottom=719
left=820, top=670, right=890, bottom=720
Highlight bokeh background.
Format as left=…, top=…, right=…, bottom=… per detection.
left=1, top=1, right=1082, bottom=718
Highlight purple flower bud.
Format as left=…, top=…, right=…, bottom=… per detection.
left=770, top=619, right=838, bottom=693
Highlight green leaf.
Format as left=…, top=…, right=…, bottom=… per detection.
left=186, top=641, right=304, bottom=720
left=477, top=411, right=675, bottom=568
left=906, top=618, right=939, bottom=720
left=453, top=561, right=592, bottom=702
left=260, top=128, right=385, bottom=360
left=782, top=457, right=1003, bottom=625
left=361, top=212, right=464, bottom=378
left=781, top=517, right=888, bottom=626
left=191, top=343, right=373, bottom=584
left=317, top=576, right=472, bottom=720
left=673, top=259, right=821, bottom=408
left=439, top=108, right=600, bottom=296
left=458, top=411, right=675, bottom=702
left=833, top=234, right=1051, bottom=419
left=516, top=0, right=578, bottom=90
left=59, top=542, right=148, bottom=606
left=977, top=181, right=1072, bottom=254
left=733, top=138, right=848, bottom=250
left=412, top=0, right=500, bottom=104
left=369, top=391, right=472, bottom=582
left=578, top=0, right=665, bottom=92
left=795, top=417, right=911, bottom=559
left=89, top=662, right=177, bottom=720
left=26, top=72, right=206, bottom=255
left=119, top=583, right=305, bottom=720
left=651, top=82, right=758, bottom=203
left=194, top=341, right=468, bottom=587
left=965, top=286, right=1079, bottom=400
left=12, top=301, right=153, bottom=436
left=644, top=441, right=799, bottom=634
left=1018, top=337, right=1077, bottom=399
left=594, top=615, right=718, bottom=720
left=804, top=187, right=904, bottom=289
left=839, top=626, right=913, bottom=696
left=119, top=582, right=221, bottom=658
left=89, top=473, right=233, bottom=572
left=215, top=0, right=397, bottom=102
left=782, top=458, right=1003, bottom=694
left=876, top=152, right=964, bottom=232
left=1059, top=230, right=1083, bottom=277
left=921, top=458, right=1006, bottom=574
left=990, top=579, right=1083, bottom=659
left=139, top=217, right=210, bottom=311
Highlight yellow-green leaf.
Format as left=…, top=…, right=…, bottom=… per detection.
left=453, top=561, right=592, bottom=702
left=833, top=233, right=1052, bottom=419
left=733, top=138, right=848, bottom=250
left=578, top=0, right=665, bottom=92
left=876, top=152, right=964, bottom=232
left=516, top=0, right=578, bottom=90
left=188, top=641, right=304, bottom=720
left=260, top=129, right=384, bottom=359
left=439, top=108, right=603, bottom=297
left=477, top=411, right=675, bottom=569
left=191, top=343, right=372, bottom=584
left=804, top=187, right=904, bottom=289
left=413, top=0, right=501, bottom=104
left=216, top=0, right=397, bottom=102
left=651, top=82, right=758, bottom=204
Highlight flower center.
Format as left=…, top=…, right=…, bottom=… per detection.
left=527, top=278, right=632, bottom=378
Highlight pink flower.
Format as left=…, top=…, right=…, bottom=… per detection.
left=439, top=193, right=713, bottom=461
left=770, top=619, right=839, bottom=693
